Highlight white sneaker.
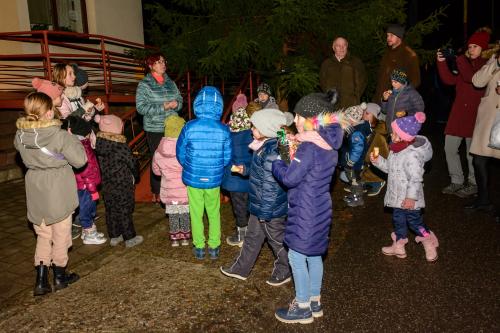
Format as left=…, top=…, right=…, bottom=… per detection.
left=81, top=229, right=105, bottom=240
left=82, top=230, right=107, bottom=245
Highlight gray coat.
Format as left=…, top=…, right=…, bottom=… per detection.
left=381, top=84, right=425, bottom=133
left=373, top=136, right=432, bottom=209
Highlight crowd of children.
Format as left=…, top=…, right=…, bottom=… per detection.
left=16, top=65, right=440, bottom=325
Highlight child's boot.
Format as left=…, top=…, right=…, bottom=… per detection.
left=381, top=232, right=408, bottom=258
left=226, top=226, right=247, bottom=247
left=309, top=296, right=323, bottom=318
left=33, top=261, right=51, bottom=296
left=275, top=299, right=314, bottom=324
left=415, top=231, right=439, bottom=262
left=52, top=264, right=80, bottom=291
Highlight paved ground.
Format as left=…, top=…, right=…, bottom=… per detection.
left=0, top=124, right=498, bottom=332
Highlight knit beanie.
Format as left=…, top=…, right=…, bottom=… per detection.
left=229, top=108, right=251, bottom=132
left=250, top=108, right=287, bottom=138
left=467, top=29, right=490, bottom=50
left=391, top=112, right=426, bottom=141
left=71, top=64, right=89, bottom=89
left=294, top=89, right=338, bottom=118
left=365, top=102, right=382, bottom=119
left=343, top=102, right=367, bottom=124
left=391, top=68, right=409, bottom=85
left=232, top=93, right=248, bottom=113
left=257, top=83, right=272, bottom=96
left=95, top=114, right=123, bottom=134
left=387, top=24, right=405, bottom=39
left=65, top=115, right=92, bottom=137
left=32, top=78, right=64, bottom=100
left=164, top=115, right=185, bottom=138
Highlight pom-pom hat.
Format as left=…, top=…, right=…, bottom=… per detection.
left=294, top=90, right=338, bottom=118
left=232, top=93, right=248, bottom=113
left=391, top=112, right=426, bottom=141
left=250, top=108, right=287, bottom=138
left=32, top=78, right=63, bottom=100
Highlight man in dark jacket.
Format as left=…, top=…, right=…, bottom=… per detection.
left=319, top=37, right=367, bottom=109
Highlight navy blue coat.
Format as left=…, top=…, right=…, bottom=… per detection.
left=221, top=129, right=253, bottom=193
left=247, top=138, right=288, bottom=220
left=272, top=124, right=343, bottom=256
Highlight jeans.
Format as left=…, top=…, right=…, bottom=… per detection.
left=77, top=190, right=96, bottom=229
left=392, top=208, right=429, bottom=240
left=288, top=249, right=323, bottom=304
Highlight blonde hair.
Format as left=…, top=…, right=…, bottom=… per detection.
left=23, top=92, right=53, bottom=121
left=52, top=63, right=69, bottom=87
left=246, top=101, right=262, bottom=118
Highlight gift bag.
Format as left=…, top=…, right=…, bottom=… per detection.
left=488, top=109, right=500, bottom=150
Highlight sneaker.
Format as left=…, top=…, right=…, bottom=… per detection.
left=275, top=299, right=314, bottom=324
left=180, top=239, right=190, bottom=246
left=366, top=181, right=386, bottom=196
left=442, top=183, right=463, bottom=195
left=220, top=266, right=247, bottom=280
left=71, top=224, right=81, bottom=240
left=171, top=240, right=180, bottom=247
left=110, top=235, right=123, bottom=247
left=208, top=247, right=220, bottom=260
left=343, top=185, right=368, bottom=193
left=125, top=235, right=143, bottom=248
left=81, top=224, right=105, bottom=240
left=310, top=300, right=323, bottom=318
left=193, top=247, right=205, bottom=260
left=266, top=275, right=292, bottom=286
left=455, top=184, right=478, bottom=198
left=226, top=226, right=247, bottom=247
left=344, top=194, right=364, bottom=207
left=82, top=230, right=107, bottom=245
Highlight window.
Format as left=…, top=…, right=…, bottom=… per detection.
left=28, top=0, right=88, bottom=33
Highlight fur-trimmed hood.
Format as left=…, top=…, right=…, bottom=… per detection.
left=16, top=118, right=62, bottom=149
left=96, top=131, right=127, bottom=143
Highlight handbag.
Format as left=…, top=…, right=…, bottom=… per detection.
left=488, top=108, right=500, bottom=150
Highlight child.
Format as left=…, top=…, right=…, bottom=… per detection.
left=221, top=93, right=253, bottom=247
left=272, top=91, right=343, bottom=324
left=381, top=68, right=425, bottom=133
left=340, top=103, right=372, bottom=207
left=370, top=112, right=439, bottom=261
left=152, top=115, right=191, bottom=247
left=254, top=82, right=279, bottom=109
left=220, top=108, right=291, bottom=286
left=14, top=92, right=87, bottom=296
left=64, top=116, right=106, bottom=245
left=176, top=86, right=232, bottom=260
left=94, top=115, right=143, bottom=248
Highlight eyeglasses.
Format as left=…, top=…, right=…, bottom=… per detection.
left=155, top=59, right=166, bottom=65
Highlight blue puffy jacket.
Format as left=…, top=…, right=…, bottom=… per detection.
left=273, top=124, right=343, bottom=256
left=246, top=138, right=287, bottom=220
left=340, top=120, right=371, bottom=171
left=221, top=129, right=253, bottom=193
left=176, top=87, right=232, bottom=189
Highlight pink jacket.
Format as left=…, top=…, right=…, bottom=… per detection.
left=152, top=137, right=188, bottom=204
left=75, top=138, right=101, bottom=194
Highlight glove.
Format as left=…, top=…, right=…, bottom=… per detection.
left=91, top=191, right=99, bottom=201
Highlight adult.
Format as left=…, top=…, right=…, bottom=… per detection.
left=465, top=50, right=500, bottom=212
left=373, top=24, right=420, bottom=103
left=136, top=53, right=183, bottom=203
left=437, top=29, right=489, bottom=198
left=319, top=37, right=367, bottom=109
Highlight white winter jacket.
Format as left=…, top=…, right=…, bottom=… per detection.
left=373, top=135, right=432, bottom=210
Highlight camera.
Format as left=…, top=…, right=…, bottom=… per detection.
left=440, top=48, right=459, bottom=75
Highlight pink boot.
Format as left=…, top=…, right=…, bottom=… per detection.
left=381, top=232, right=408, bottom=258
left=415, top=231, right=439, bottom=262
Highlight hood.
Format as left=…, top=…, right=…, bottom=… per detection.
left=156, top=137, right=177, bottom=158
left=16, top=118, right=62, bottom=149
left=318, top=123, right=343, bottom=150
left=193, top=86, right=223, bottom=120
left=353, top=120, right=372, bottom=137
left=410, top=135, right=432, bottom=162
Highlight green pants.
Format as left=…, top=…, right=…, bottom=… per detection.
left=187, top=186, right=221, bottom=249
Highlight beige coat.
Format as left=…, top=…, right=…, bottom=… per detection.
left=14, top=118, right=87, bottom=225
left=471, top=56, right=500, bottom=159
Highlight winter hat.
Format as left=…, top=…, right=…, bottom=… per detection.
left=232, top=93, right=248, bottom=113
left=283, top=112, right=295, bottom=126
left=250, top=108, right=287, bottom=138
left=65, top=115, right=92, bottom=137
left=390, top=68, right=409, bottom=85
left=387, top=24, right=405, bottom=39
left=32, top=78, right=64, bottom=100
left=365, top=102, right=382, bottom=119
left=294, top=89, right=338, bottom=118
left=391, top=112, right=426, bottom=141
left=467, top=29, right=490, bottom=50
left=343, top=102, right=367, bottom=124
left=257, top=83, right=272, bottom=96
left=164, top=115, right=185, bottom=138
left=229, top=107, right=251, bottom=132
left=95, top=114, right=123, bottom=134
left=71, top=64, right=89, bottom=89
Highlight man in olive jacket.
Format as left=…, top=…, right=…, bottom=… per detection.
left=319, top=37, right=367, bottom=109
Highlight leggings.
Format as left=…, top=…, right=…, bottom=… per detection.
left=472, top=154, right=491, bottom=205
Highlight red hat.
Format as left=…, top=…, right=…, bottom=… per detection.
left=31, top=78, right=63, bottom=100
left=467, top=30, right=490, bottom=50
left=232, top=93, right=248, bottom=112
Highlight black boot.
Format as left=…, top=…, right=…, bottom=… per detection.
left=33, top=261, right=52, bottom=296
left=52, top=264, right=79, bottom=291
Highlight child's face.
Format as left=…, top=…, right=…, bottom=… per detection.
left=294, top=114, right=305, bottom=133
left=362, top=111, right=374, bottom=123
left=258, top=92, right=269, bottom=103
left=391, top=80, right=403, bottom=90
left=391, top=131, right=401, bottom=143
left=251, top=126, right=265, bottom=140
left=64, top=65, right=76, bottom=87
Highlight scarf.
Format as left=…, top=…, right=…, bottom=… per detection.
left=295, top=131, right=332, bottom=150
left=152, top=72, right=165, bottom=85
left=389, top=139, right=415, bottom=153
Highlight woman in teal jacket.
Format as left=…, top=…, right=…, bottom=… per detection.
left=136, top=53, right=183, bottom=202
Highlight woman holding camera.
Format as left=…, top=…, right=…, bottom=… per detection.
left=436, top=28, right=490, bottom=198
